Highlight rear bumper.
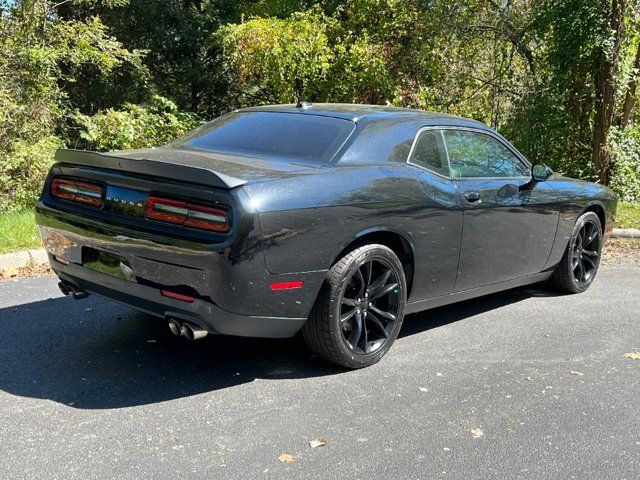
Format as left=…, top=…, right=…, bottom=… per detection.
left=53, top=256, right=307, bottom=338
left=36, top=199, right=327, bottom=338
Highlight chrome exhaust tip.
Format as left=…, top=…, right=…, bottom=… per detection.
left=59, top=281, right=88, bottom=300
left=180, top=322, right=208, bottom=341
left=168, top=319, right=182, bottom=336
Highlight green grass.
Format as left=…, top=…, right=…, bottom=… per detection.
left=617, top=202, right=640, bottom=230
left=0, top=211, right=42, bottom=254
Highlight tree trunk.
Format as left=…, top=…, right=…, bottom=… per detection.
left=592, top=0, right=626, bottom=185
left=620, top=40, right=640, bottom=127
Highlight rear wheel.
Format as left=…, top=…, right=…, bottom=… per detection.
left=302, top=244, right=407, bottom=369
left=552, top=211, right=603, bottom=293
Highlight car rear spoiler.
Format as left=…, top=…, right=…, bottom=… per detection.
left=54, top=149, right=247, bottom=189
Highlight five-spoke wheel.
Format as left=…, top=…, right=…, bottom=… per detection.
left=302, top=244, right=407, bottom=368
left=571, top=219, right=601, bottom=286
left=553, top=211, right=603, bottom=293
left=339, top=259, right=401, bottom=355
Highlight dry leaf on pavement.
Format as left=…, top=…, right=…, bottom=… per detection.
left=624, top=352, right=640, bottom=360
left=471, top=428, right=484, bottom=438
left=278, top=454, right=295, bottom=463
left=309, top=439, right=327, bottom=448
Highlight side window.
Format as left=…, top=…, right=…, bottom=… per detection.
left=443, top=130, right=529, bottom=178
left=408, top=129, right=449, bottom=177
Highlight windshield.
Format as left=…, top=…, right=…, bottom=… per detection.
left=172, top=112, right=355, bottom=164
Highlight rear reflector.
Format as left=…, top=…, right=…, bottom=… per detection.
left=51, top=178, right=103, bottom=207
left=161, top=290, right=195, bottom=303
left=54, top=256, right=70, bottom=265
left=270, top=281, right=304, bottom=291
left=146, top=196, right=229, bottom=232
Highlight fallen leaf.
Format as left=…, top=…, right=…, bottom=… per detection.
left=471, top=428, right=484, bottom=438
left=309, top=439, right=327, bottom=448
left=624, top=352, right=640, bottom=360
left=3, top=268, right=19, bottom=278
left=570, top=371, right=584, bottom=376
left=278, top=454, right=295, bottom=463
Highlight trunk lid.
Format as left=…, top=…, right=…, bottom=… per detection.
left=56, top=147, right=317, bottom=189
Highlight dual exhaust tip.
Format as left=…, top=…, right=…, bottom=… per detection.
left=168, top=319, right=208, bottom=341
left=58, top=281, right=89, bottom=300
left=59, top=281, right=207, bottom=341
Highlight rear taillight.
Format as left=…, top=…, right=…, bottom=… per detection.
left=51, top=178, right=103, bottom=207
left=145, top=196, right=229, bottom=232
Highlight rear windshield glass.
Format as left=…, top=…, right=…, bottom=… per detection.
left=172, top=112, right=355, bottom=164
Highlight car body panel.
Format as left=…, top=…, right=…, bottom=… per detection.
left=452, top=177, right=560, bottom=291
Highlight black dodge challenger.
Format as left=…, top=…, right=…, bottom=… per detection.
left=36, top=104, right=617, bottom=368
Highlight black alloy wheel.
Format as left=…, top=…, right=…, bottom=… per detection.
left=339, top=259, right=401, bottom=355
left=571, top=218, right=601, bottom=286
left=302, top=244, right=407, bottom=368
left=553, top=211, right=603, bottom=293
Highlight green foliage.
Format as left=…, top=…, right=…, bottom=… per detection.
left=222, top=11, right=335, bottom=104
left=616, top=201, right=640, bottom=229
left=221, top=9, right=398, bottom=105
left=609, top=125, right=640, bottom=201
left=0, top=135, right=65, bottom=212
left=76, top=96, right=202, bottom=151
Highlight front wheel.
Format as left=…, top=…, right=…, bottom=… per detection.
left=302, top=244, right=407, bottom=369
left=552, top=211, right=603, bottom=293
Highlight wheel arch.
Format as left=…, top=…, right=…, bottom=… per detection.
left=331, top=227, right=416, bottom=298
left=582, top=201, right=607, bottom=232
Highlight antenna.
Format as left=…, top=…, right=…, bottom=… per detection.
left=294, top=78, right=312, bottom=109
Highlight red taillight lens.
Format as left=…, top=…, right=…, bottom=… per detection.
left=51, top=178, right=103, bottom=207
left=145, top=196, right=229, bottom=232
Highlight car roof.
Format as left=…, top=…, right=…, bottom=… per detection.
left=236, top=103, right=488, bottom=129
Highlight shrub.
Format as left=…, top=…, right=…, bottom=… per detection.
left=609, top=125, right=640, bottom=202
left=76, top=96, right=202, bottom=151
left=0, top=135, right=65, bottom=212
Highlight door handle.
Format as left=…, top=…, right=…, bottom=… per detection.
left=464, top=191, right=481, bottom=203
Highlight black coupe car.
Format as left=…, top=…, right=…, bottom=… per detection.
left=36, top=103, right=617, bottom=368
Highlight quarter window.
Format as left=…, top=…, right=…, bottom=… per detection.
left=443, top=130, right=529, bottom=178
left=408, top=130, right=449, bottom=177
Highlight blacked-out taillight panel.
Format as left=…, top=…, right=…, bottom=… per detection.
left=145, top=196, right=230, bottom=233
left=51, top=178, right=104, bottom=207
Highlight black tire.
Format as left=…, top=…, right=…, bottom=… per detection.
left=552, top=211, right=603, bottom=293
left=302, top=244, right=407, bottom=369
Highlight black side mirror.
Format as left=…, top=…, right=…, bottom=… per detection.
left=532, top=164, right=552, bottom=182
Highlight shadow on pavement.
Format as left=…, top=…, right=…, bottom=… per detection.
left=0, top=282, right=560, bottom=409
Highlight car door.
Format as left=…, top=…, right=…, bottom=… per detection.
left=443, top=128, right=559, bottom=291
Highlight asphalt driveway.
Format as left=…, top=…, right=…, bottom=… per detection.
left=0, top=264, right=639, bottom=479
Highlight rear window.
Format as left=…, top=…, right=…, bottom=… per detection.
left=172, top=112, right=355, bottom=164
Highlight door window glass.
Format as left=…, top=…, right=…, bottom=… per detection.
left=443, top=130, right=529, bottom=178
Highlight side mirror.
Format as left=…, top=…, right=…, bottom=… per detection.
left=532, top=164, right=552, bottom=182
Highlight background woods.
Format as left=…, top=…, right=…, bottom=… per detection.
left=1, top=0, right=640, bottom=211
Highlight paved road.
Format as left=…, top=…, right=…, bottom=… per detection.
left=0, top=265, right=639, bottom=479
